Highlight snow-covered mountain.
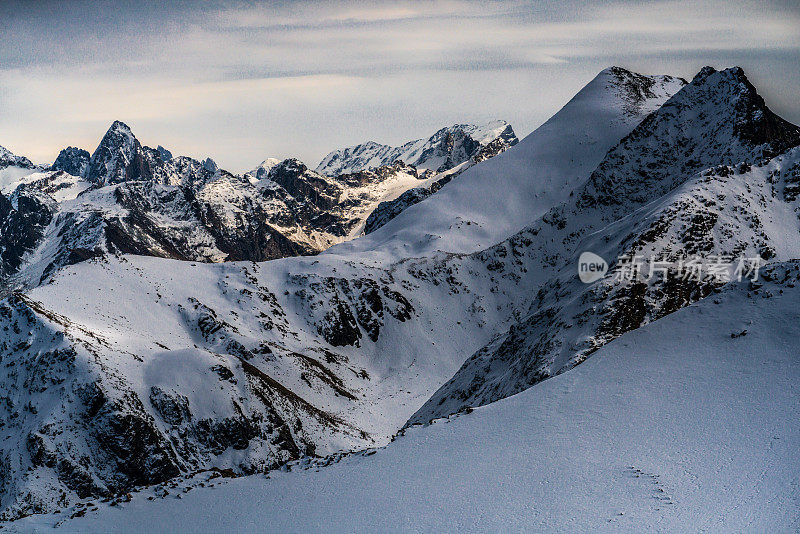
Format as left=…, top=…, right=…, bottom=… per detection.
left=315, top=120, right=518, bottom=176
left=0, top=146, right=40, bottom=194
left=15, top=260, right=800, bottom=532
left=0, top=146, right=35, bottom=172
left=411, top=65, right=800, bottom=423
left=1, top=65, right=799, bottom=526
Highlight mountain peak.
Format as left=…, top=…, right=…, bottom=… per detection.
left=84, top=120, right=151, bottom=185
left=109, top=120, right=132, bottom=133
left=246, top=157, right=281, bottom=181
left=156, top=145, right=173, bottom=161
left=202, top=157, right=218, bottom=173
left=677, top=66, right=800, bottom=155
left=50, top=146, right=90, bottom=176
left=0, top=145, right=35, bottom=169
left=692, top=65, right=718, bottom=83
left=582, top=64, right=800, bottom=211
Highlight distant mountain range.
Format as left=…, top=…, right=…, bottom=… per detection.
left=0, top=120, right=518, bottom=290
left=315, top=120, right=518, bottom=176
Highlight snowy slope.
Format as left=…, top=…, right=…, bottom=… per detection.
left=315, top=120, right=518, bottom=176
left=329, top=67, right=686, bottom=259
left=413, top=66, right=800, bottom=422
left=12, top=261, right=800, bottom=533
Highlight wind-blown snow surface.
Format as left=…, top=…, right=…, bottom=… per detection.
left=13, top=265, right=800, bottom=533
left=329, top=67, right=686, bottom=259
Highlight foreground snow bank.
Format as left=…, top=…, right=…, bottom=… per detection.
left=13, top=267, right=799, bottom=533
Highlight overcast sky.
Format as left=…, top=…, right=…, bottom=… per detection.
left=1, top=0, right=798, bottom=172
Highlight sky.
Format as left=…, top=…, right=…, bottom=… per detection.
left=0, top=0, right=798, bottom=173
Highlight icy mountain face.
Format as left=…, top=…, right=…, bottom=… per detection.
left=23, top=261, right=800, bottom=532
left=315, top=120, right=518, bottom=176
left=50, top=147, right=90, bottom=177
left=0, top=289, right=370, bottom=520
left=411, top=67, right=800, bottom=423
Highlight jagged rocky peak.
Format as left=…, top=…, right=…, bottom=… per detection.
left=84, top=120, right=153, bottom=185
left=0, top=144, right=35, bottom=169
left=269, top=157, right=309, bottom=178
left=315, top=120, right=519, bottom=176
left=202, top=157, right=218, bottom=172
left=689, top=66, right=800, bottom=155
left=268, top=158, right=342, bottom=210
left=583, top=65, right=800, bottom=210
left=156, top=145, right=173, bottom=161
left=50, top=146, right=90, bottom=176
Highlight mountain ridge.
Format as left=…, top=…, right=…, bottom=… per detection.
left=315, top=120, right=519, bottom=177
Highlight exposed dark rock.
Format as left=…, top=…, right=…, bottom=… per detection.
left=50, top=147, right=90, bottom=176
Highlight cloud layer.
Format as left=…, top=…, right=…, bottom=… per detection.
left=1, top=0, right=798, bottom=171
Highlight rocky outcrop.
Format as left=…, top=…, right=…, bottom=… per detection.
left=0, top=188, right=55, bottom=279
left=50, top=147, right=90, bottom=176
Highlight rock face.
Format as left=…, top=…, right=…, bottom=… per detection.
left=0, top=188, right=55, bottom=279
left=315, top=120, right=518, bottom=176
left=50, top=147, right=90, bottom=176
left=267, top=159, right=342, bottom=211
left=84, top=121, right=153, bottom=185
